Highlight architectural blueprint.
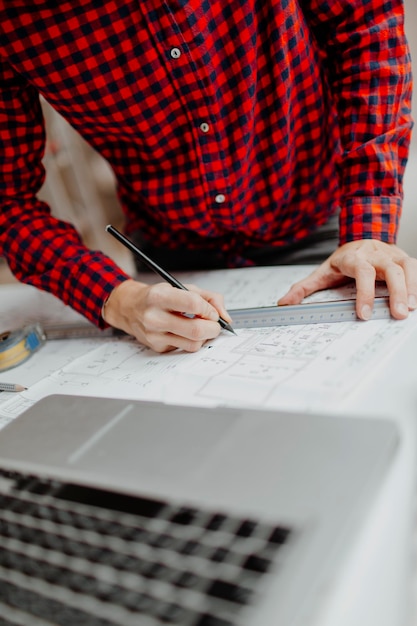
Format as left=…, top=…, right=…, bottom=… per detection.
left=0, top=266, right=413, bottom=429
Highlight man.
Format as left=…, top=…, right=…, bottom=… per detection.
left=0, top=1, right=415, bottom=353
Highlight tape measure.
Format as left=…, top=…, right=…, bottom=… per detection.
left=43, top=323, right=122, bottom=340
left=229, top=297, right=392, bottom=329
left=0, top=324, right=46, bottom=372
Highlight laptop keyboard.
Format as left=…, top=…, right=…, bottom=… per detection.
left=0, top=469, right=293, bottom=626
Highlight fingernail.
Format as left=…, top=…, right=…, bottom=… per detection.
left=408, top=295, right=417, bottom=310
left=396, top=303, right=408, bottom=317
left=361, top=305, right=372, bottom=320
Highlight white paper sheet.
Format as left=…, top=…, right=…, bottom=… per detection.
left=0, top=266, right=410, bottom=430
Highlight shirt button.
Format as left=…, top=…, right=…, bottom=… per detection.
left=215, top=194, right=226, bottom=204
left=199, top=122, right=210, bottom=133
left=170, top=47, right=181, bottom=59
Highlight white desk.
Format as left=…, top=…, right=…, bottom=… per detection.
left=312, top=323, right=417, bottom=626
left=0, top=269, right=416, bottom=626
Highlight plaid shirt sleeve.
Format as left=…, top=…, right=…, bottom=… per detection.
left=304, top=0, right=413, bottom=243
left=0, top=58, right=129, bottom=327
left=0, top=0, right=413, bottom=327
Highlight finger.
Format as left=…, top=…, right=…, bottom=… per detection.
left=150, top=284, right=221, bottom=323
left=202, top=292, right=233, bottom=323
left=402, top=257, right=417, bottom=310
left=382, top=261, right=409, bottom=319
left=130, top=320, right=217, bottom=353
left=133, top=329, right=203, bottom=354
left=141, top=321, right=220, bottom=353
left=185, top=284, right=233, bottom=323
left=164, top=331, right=216, bottom=353
left=170, top=312, right=222, bottom=343
left=277, top=265, right=347, bottom=305
left=344, top=254, right=408, bottom=320
left=177, top=289, right=220, bottom=322
left=325, top=245, right=384, bottom=320
left=345, top=261, right=377, bottom=320
left=142, top=332, right=206, bottom=354
left=134, top=305, right=221, bottom=352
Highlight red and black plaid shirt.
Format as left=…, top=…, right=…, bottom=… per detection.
left=0, top=0, right=413, bottom=326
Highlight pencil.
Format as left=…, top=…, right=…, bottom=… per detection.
left=0, top=383, right=27, bottom=392
left=106, top=225, right=236, bottom=335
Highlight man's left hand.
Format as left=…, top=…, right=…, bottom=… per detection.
left=278, top=239, right=417, bottom=320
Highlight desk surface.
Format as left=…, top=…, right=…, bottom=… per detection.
left=0, top=267, right=416, bottom=626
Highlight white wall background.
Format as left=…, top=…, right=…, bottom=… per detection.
left=397, top=0, right=417, bottom=255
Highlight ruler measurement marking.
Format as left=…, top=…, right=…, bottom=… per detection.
left=229, top=298, right=391, bottom=329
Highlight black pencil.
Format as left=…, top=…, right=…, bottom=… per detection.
left=106, top=225, right=236, bottom=335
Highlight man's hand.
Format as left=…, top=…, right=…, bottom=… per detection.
left=102, top=279, right=232, bottom=353
left=278, top=240, right=417, bottom=320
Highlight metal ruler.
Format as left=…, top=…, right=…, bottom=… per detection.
left=41, top=298, right=391, bottom=338
left=229, top=297, right=391, bottom=329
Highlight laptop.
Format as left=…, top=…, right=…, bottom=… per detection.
left=0, top=394, right=398, bottom=626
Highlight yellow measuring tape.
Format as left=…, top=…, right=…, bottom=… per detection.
left=0, top=324, right=46, bottom=372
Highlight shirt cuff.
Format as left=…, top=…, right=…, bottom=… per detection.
left=339, top=196, right=402, bottom=245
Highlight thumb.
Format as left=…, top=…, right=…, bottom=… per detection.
left=277, top=265, right=344, bottom=305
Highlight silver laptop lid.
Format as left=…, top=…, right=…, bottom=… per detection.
left=0, top=395, right=399, bottom=626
